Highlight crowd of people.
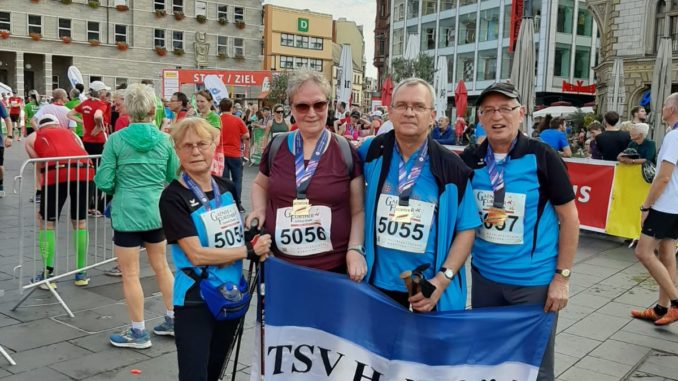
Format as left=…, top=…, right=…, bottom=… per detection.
left=1, top=71, right=678, bottom=381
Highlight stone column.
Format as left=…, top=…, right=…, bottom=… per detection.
left=15, top=51, right=24, bottom=97
left=44, top=54, right=52, bottom=98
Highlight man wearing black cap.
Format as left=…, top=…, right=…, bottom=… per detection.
left=460, top=82, right=580, bottom=381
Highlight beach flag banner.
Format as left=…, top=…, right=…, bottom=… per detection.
left=256, top=258, right=555, bottom=381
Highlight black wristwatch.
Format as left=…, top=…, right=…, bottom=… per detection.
left=440, top=267, right=455, bottom=280
left=640, top=206, right=650, bottom=212
left=348, top=245, right=365, bottom=256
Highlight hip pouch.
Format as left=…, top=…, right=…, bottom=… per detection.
left=184, top=268, right=252, bottom=321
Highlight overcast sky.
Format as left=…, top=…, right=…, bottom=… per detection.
left=263, top=0, right=378, bottom=78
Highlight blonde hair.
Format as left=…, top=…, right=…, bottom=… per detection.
left=125, top=83, right=156, bottom=123
left=287, top=68, right=331, bottom=104
left=619, top=120, right=634, bottom=132
left=171, top=118, right=219, bottom=174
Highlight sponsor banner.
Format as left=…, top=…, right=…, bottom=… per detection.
left=561, top=80, right=596, bottom=94
left=606, top=164, right=651, bottom=239
left=173, top=69, right=272, bottom=86
left=261, top=258, right=554, bottom=381
left=565, top=160, right=615, bottom=231
left=508, top=0, right=524, bottom=53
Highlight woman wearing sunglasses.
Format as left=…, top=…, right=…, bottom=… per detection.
left=247, top=69, right=367, bottom=281
left=263, top=104, right=291, bottom=148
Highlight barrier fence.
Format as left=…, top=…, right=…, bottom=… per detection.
left=11, top=154, right=116, bottom=318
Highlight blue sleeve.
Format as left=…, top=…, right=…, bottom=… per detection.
left=0, top=104, right=8, bottom=119
left=559, top=132, right=569, bottom=149
left=357, top=136, right=374, bottom=162
left=455, top=180, right=481, bottom=231
left=475, top=125, right=485, bottom=138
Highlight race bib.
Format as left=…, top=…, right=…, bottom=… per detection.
left=200, top=204, right=245, bottom=249
left=474, top=190, right=526, bottom=245
left=375, top=194, right=435, bottom=254
left=275, top=205, right=333, bottom=256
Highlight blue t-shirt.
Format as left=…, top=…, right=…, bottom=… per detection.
left=539, top=129, right=569, bottom=151
left=0, top=103, right=7, bottom=146
left=475, top=124, right=486, bottom=141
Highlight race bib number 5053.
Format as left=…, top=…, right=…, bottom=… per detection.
left=200, top=204, right=245, bottom=248
left=275, top=205, right=333, bottom=256
left=375, top=195, right=435, bottom=254
left=473, top=190, right=526, bottom=245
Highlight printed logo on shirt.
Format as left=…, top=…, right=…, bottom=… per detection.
left=189, top=199, right=199, bottom=207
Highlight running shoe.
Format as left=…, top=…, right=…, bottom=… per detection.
left=30, top=271, right=56, bottom=290
left=110, top=328, right=152, bottom=349
left=654, top=307, right=678, bottom=326
left=104, top=265, right=123, bottom=277
left=74, top=271, right=90, bottom=286
left=153, top=316, right=175, bottom=337
left=631, top=307, right=664, bottom=322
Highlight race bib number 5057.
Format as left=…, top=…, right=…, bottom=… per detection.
left=473, top=190, right=526, bottom=245
left=200, top=204, right=245, bottom=248
left=375, top=195, right=435, bottom=254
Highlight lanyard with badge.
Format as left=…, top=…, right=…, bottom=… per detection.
left=183, top=173, right=244, bottom=249
left=483, top=138, right=517, bottom=227
left=392, top=140, right=428, bottom=223
left=292, top=130, right=329, bottom=217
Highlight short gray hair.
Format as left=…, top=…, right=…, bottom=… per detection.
left=125, top=83, right=156, bottom=123
left=286, top=69, right=331, bottom=104
left=52, top=88, right=68, bottom=101
left=632, top=122, right=649, bottom=138
left=391, top=78, right=436, bottom=108
left=69, top=88, right=80, bottom=99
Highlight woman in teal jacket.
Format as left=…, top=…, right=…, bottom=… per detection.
left=94, top=83, right=178, bottom=349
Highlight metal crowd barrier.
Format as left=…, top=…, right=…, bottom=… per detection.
left=11, top=154, right=116, bottom=318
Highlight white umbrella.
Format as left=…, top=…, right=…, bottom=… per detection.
left=510, top=17, right=535, bottom=134
left=403, top=34, right=420, bottom=60
left=337, top=44, right=353, bottom=107
left=533, top=106, right=579, bottom=118
left=651, top=37, right=672, bottom=147
left=433, top=56, right=448, bottom=118
left=606, top=57, right=625, bottom=116
left=580, top=106, right=594, bottom=114
left=0, top=82, right=12, bottom=94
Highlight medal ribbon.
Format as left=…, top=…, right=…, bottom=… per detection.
left=484, top=138, right=517, bottom=208
left=672, top=122, right=678, bottom=130
left=395, top=140, right=428, bottom=206
left=294, top=130, right=330, bottom=199
left=183, top=173, right=221, bottom=211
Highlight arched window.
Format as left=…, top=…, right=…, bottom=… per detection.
left=655, top=0, right=678, bottom=52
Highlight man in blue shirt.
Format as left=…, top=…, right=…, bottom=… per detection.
left=360, top=78, right=480, bottom=312
left=460, top=83, right=579, bottom=381
left=431, top=116, right=455, bottom=145
left=539, top=117, right=572, bottom=157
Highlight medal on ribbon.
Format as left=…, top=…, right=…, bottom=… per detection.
left=483, top=139, right=517, bottom=228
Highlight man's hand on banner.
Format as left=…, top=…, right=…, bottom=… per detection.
left=409, top=274, right=448, bottom=312
left=346, top=250, right=366, bottom=282
left=544, top=276, right=569, bottom=312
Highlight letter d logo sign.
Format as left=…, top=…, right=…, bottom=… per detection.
left=298, top=18, right=309, bottom=32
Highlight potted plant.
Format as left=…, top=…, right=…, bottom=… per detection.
left=154, top=9, right=166, bottom=18
left=116, top=4, right=129, bottom=11
left=217, top=52, right=227, bottom=60
left=29, top=32, right=42, bottom=41
left=116, top=41, right=128, bottom=50
left=155, top=46, right=167, bottom=56
left=235, top=20, right=245, bottom=29
left=218, top=17, right=228, bottom=25
left=173, top=48, right=185, bottom=56
left=61, top=0, right=72, bottom=4
left=61, top=35, right=72, bottom=43
left=30, top=0, right=39, bottom=3
left=88, top=0, right=99, bottom=9
left=89, top=39, right=101, bottom=46
left=234, top=52, right=244, bottom=60
left=0, top=31, right=9, bottom=40
left=173, top=11, right=185, bottom=21
left=196, top=15, right=207, bottom=24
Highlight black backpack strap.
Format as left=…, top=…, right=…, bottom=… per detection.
left=267, top=132, right=291, bottom=171
left=182, top=266, right=208, bottom=282
left=333, top=134, right=354, bottom=177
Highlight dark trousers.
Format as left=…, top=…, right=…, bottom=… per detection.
left=175, top=303, right=239, bottom=381
left=471, top=266, right=556, bottom=381
left=222, top=156, right=243, bottom=202
left=83, top=142, right=107, bottom=213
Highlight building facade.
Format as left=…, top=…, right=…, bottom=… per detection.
left=0, top=0, right=262, bottom=97
left=587, top=0, right=678, bottom=118
left=374, top=0, right=391, bottom=89
left=388, top=0, right=599, bottom=111
left=333, top=18, right=367, bottom=108
left=261, top=5, right=334, bottom=84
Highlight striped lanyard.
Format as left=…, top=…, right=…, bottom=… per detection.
left=484, top=138, right=517, bottom=209
left=182, top=173, right=221, bottom=211
left=294, top=130, right=330, bottom=199
left=394, top=140, right=428, bottom=206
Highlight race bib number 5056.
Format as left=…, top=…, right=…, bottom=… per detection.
left=200, top=204, right=245, bottom=248
left=275, top=205, right=333, bottom=256
left=473, top=190, right=526, bottom=245
left=375, top=195, right=435, bottom=254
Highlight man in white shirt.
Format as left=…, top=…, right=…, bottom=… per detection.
left=31, top=89, right=76, bottom=130
left=633, top=92, right=678, bottom=325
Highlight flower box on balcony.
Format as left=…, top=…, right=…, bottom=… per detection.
left=155, top=46, right=168, bottom=56
left=0, top=31, right=9, bottom=40
left=197, top=15, right=207, bottom=24
left=116, top=42, right=128, bottom=51
left=218, top=17, right=228, bottom=25
left=174, top=11, right=185, bottom=21
left=155, top=9, right=167, bottom=18
left=116, top=4, right=129, bottom=11
left=89, top=39, right=101, bottom=46
left=61, top=36, right=72, bottom=43
left=88, top=0, right=99, bottom=9
left=235, top=20, right=245, bottom=29
left=29, top=32, right=42, bottom=41
left=173, top=48, right=185, bottom=56
left=61, top=0, right=73, bottom=4
left=217, top=52, right=227, bottom=60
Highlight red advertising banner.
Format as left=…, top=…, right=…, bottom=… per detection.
left=508, top=0, right=524, bottom=53
left=562, top=80, right=596, bottom=94
left=566, top=161, right=615, bottom=231
left=171, top=69, right=272, bottom=86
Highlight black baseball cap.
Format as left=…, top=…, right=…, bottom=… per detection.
left=350, top=110, right=361, bottom=118
left=476, top=82, right=521, bottom=106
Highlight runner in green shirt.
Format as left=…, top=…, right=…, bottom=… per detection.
left=64, top=89, right=84, bottom=137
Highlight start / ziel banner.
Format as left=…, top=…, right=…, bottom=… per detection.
left=257, top=258, right=555, bottom=381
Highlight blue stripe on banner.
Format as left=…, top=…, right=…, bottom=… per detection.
left=265, top=257, right=554, bottom=369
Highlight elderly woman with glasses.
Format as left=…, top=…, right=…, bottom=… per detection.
left=247, top=69, right=367, bottom=281
left=618, top=122, right=656, bottom=165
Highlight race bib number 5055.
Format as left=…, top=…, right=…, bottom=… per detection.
left=275, top=205, right=333, bottom=256
left=200, top=204, right=245, bottom=248
left=473, top=190, right=526, bottom=245
left=375, top=195, right=435, bottom=254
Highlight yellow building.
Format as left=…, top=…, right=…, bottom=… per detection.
left=262, top=5, right=334, bottom=84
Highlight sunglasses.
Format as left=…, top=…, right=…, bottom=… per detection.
left=293, top=100, right=328, bottom=113
left=275, top=110, right=283, bottom=113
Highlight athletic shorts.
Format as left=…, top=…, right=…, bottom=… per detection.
left=9, top=114, right=19, bottom=123
left=113, top=228, right=165, bottom=248
left=25, top=127, right=34, bottom=136
left=0, top=147, right=4, bottom=166
left=40, top=181, right=90, bottom=221
left=642, top=208, right=678, bottom=240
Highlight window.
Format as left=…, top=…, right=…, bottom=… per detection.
left=394, top=0, right=405, bottom=21
left=0, top=12, right=10, bottom=31
left=456, top=52, right=475, bottom=82
left=655, top=1, right=678, bottom=52
left=28, top=14, right=42, bottom=35
left=310, top=37, right=323, bottom=50
left=89, top=76, right=102, bottom=83
left=87, top=21, right=100, bottom=41
left=407, top=0, right=419, bottom=19
left=423, top=0, right=436, bottom=15
left=234, top=7, right=244, bottom=22
left=459, top=12, right=476, bottom=45
left=393, top=28, right=404, bottom=55
left=58, top=18, right=71, bottom=38
left=154, top=29, right=165, bottom=48
left=115, top=24, right=127, bottom=43
left=234, top=38, right=244, bottom=57
left=295, top=35, right=309, bottom=49
left=217, top=5, right=228, bottom=20
left=423, top=26, right=436, bottom=50
left=310, top=59, right=323, bottom=71
left=114, top=0, right=127, bottom=6
left=115, top=77, right=128, bottom=88
left=280, top=56, right=294, bottom=69
left=195, top=1, right=206, bottom=17
left=574, top=46, right=591, bottom=79
left=154, top=0, right=165, bottom=11
left=576, top=9, right=593, bottom=36
left=52, top=75, right=59, bottom=90
left=440, top=0, right=454, bottom=11
left=501, top=47, right=512, bottom=79
left=460, top=0, right=477, bottom=5
left=479, top=8, right=499, bottom=42
left=295, top=57, right=309, bottom=68
left=557, top=0, right=574, bottom=34
left=554, top=43, right=571, bottom=77
left=380, top=1, right=387, bottom=17
left=172, top=0, right=183, bottom=13
left=173, top=30, right=183, bottom=50
left=281, top=33, right=294, bottom=47
left=503, top=4, right=512, bottom=37
left=477, top=49, right=497, bottom=81
left=439, top=19, right=455, bottom=48
left=217, top=36, right=228, bottom=55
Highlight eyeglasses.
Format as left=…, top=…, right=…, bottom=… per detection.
left=275, top=110, right=283, bottom=113
left=178, top=141, right=214, bottom=153
left=391, top=102, right=433, bottom=113
left=479, top=105, right=521, bottom=116
left=293, top=100, right=328, bottom=113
